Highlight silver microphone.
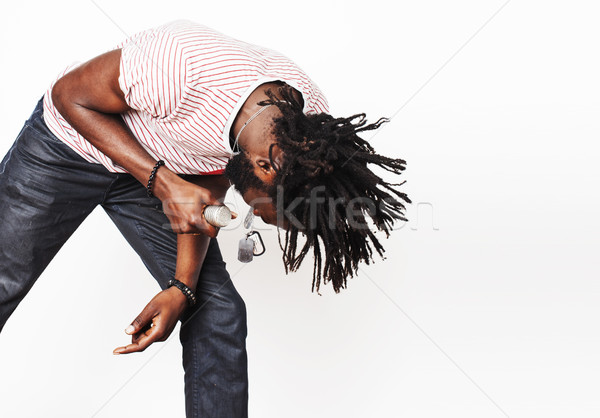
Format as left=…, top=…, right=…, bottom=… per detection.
left=203, top=205, right=232, bottom=227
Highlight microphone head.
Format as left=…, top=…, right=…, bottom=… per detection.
left=203, top=205, right=232, bottom=227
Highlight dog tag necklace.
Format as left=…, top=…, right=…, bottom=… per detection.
left=238, top=208, right=265, bottom=263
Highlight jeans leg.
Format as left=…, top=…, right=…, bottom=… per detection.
left=0, top=100, right=113, bottom=331
left=101, top=176, right=249, bottom=418
left=179, top=238, right=248, bottom=418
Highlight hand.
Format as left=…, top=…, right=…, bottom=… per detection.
left=161, top=177, right=223, bottom=237
left=113, top=287, right=188, bottom=355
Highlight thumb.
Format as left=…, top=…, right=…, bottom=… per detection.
left=125, top=305, right=155, bottom=335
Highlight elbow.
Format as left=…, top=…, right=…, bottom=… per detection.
left=51, top=77, right=65, bottom=115
left=51, top=76, right=71, bottom=117
left=51, top=73, right=82, bottom=118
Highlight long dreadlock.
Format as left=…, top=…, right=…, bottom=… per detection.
left=261, top=86, right=411, bottom=293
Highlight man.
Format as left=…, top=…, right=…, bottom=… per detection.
left=0, top=20, right=409, bottom=417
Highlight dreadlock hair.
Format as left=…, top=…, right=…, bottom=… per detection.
left=261, top=85, right=411, bottom=293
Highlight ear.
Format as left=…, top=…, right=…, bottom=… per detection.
left=268, top=143, right=284, bottom=172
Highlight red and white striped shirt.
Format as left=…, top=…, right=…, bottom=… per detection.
left=42, top=20, right=329, bottom=175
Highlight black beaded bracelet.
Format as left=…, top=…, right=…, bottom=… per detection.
left=168, top=278, right=197, bottom=306
left=146, top=160, right=165, bottom=198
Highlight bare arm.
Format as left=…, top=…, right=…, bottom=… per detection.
left=51, top=49, right=221, bottom=236
left=50, top=48, right=235, bottom=354
left=173, top=175, right=232, bottom=291
left=113, top=175, right=232, bottom=354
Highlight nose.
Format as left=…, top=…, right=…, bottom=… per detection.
left=253, top=208, right=260, bottom=216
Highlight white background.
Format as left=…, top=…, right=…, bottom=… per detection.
left=0, top=1, right=599, bottom=417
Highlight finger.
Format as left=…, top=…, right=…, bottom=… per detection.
left=203, top=223, right=219, bottom=238
left=125, top=304, right=157, bottom=335
left=187, top=218, right=219, bottom=237
left=203, top=195, right=223, bottom=206
left=113, top=326, right=162, bottom=355
left=170, top=221, right=184, bottom=234
left=132, top=326, right=153, bottom=344
left=166, top=215, right=185, bottom=234
left=231, top=211, right=238, bottom=219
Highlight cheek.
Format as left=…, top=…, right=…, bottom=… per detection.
left=262, top=205, right=287, bottom=228
left=241, top=189, right=271, bottom=210
left=241, top=191, right=259, bottom=207
left=251, top=201, right=275, bottom=224
left=255, top=166, right=277, bottom=185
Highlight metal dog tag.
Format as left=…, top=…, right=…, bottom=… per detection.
left=237, top=231, right=266, bottom=263
left=243, top=207, right=254, bottom=230
left=238, top=236, right=255, bottom=263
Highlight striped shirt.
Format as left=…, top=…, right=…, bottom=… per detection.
left=42, top=20, right=329, bottom=175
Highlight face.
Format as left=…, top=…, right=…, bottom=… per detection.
left=225, top=150, right=284, bottom=228
left=240, top=187, right=284, bottom=227
left=224, top=151, right=268, bottom=197
left=225, top=106, right=286, bottom=226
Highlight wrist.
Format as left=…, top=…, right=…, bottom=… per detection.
left=166, top=285, right=189, bottom=307
left=151, top=166, right=183, bottom=201
left=167, top=278, right=198, bottom=306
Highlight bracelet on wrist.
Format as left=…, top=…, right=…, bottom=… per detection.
left=146, top=160, right=165, bottom=198
left=168, top=278, right=197, bottom=307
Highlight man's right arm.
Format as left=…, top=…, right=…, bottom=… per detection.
left=51, top=49, right=221, bottom=236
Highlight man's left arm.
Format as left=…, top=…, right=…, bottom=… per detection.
left=113, top=175, right=231, bottom=354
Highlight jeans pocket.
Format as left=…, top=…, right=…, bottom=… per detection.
left=25, top=117, right=66, bottom=146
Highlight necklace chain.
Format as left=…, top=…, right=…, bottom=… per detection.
left=231, top=104, right=273, bottom=154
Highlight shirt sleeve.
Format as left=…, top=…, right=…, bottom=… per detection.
left=304, top=86, right=329, bottom=115
left=118, top=27, right=187, bottom=119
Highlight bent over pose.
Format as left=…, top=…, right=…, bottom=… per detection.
left=0, top=20, right=409, bottom=417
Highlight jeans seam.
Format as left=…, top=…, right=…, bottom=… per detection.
left=101, top=175, right=122, bottom=206
left=0, top=123, right=29, bottom=176
left=24, top=121, right=64, bottom=145
left=0, top=142, right=16, bottom=177
left=126, top=204, right=174, bottom=287
left=192, top=335, right=200, bottom=417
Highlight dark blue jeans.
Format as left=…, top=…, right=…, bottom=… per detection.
left=0, top=99, right=248, bottom=417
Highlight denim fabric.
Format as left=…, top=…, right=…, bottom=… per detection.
left=0, top=99, right=248, bottom=417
